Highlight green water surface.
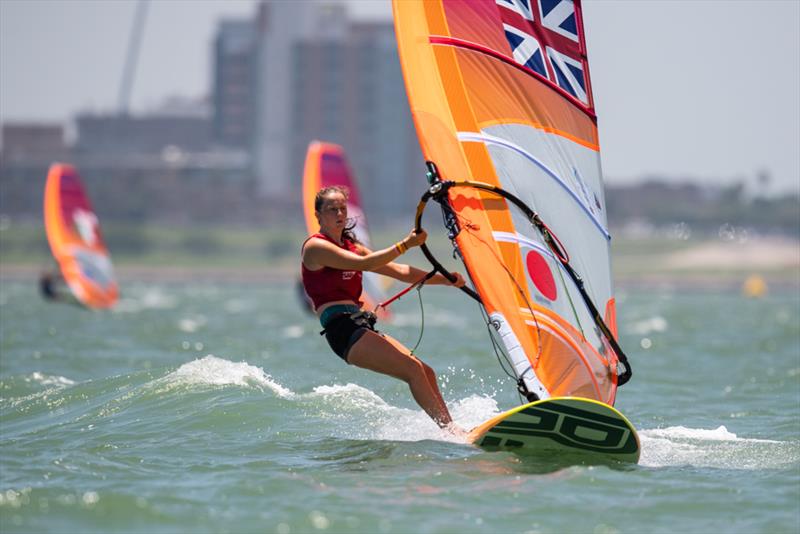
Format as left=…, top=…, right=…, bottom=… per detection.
left=1, top=280, right=798, bottom=533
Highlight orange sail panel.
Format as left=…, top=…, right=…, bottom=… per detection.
left=302, top=142, right=390, bottom=316
left=393, top=0, right=620, bottom=404
left=44, top=163, right=118, bottom=309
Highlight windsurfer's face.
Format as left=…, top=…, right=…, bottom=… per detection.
left=317, top=193, right=348, bottom=234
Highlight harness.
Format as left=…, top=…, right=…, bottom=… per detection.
left=318, top=304, right=377, bottom=336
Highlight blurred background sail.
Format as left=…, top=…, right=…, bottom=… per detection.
left=43, top=163, right=118, bottom=309
left=301, top=141, right=391, bottom=318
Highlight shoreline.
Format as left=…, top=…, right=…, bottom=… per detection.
left=2, top=263, right=797, bottom=293
left=3, top=235, right=796, bottom=292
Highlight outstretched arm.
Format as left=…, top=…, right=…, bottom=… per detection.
left=302, top=229, right=426, bottom=272
left=372, top=261, right=464, bottom=287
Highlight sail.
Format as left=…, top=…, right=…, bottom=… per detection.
left=394, top=0, right=622, bottom=404
left=44, top=163, right=118, bottom=309
left=302, top=141, right=390, bottom=316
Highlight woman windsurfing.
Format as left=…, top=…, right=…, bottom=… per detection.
left=301, top=186, right=467, bottom=435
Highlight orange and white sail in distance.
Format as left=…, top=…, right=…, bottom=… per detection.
left=393, top=0, right=622, bottom=404
left=44, top=163, right=118, bottom=309
left=302, top=141, right=390, bottom=317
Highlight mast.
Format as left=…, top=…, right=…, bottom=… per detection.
left=118, top=0, right=149, bottom=115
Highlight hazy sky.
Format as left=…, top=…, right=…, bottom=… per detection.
left=1, top=0, right=798, bottom=193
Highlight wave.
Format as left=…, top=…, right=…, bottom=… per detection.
left=24, top=355, right=795, bottom=471
left=1, top=356, right=493, bottom=447
left=160, top=355, right=294, bottom=398
left=157, top=358, right=498, bottom=447
left=0, top=356, right=296, bottom=438
left=0, top=372, right=77, bottom=398
left=27, top=372, right=76, bottom=388
left=644, top=425, right=780, bottom=443
left=297, top=382, right=497, bottom=445
left=639, top=425, right=798, bottom=469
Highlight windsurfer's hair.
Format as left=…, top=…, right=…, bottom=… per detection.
left=314, top=185, right=349, bottom=212
left=315, top=186, right=359, bottom=244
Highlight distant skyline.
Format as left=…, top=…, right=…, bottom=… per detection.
left=1, top=0, right=798, bottom=194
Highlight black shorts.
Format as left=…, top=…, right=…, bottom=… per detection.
left=322, top=312, right=378, bottom=362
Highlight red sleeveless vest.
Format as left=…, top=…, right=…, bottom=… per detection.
left=301, top=233, right=363, bottom=310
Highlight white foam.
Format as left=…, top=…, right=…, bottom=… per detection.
left=177, top=315, right=207, bottom=333
left=305, top=383, right=417, bottom=437
left=629, top=315, right=669, bottom=335
left=282, top=325, right=304, bottom=339
left=138, top=289, right=177, bottom=309
left=449, top=394, right=500, bottom=429
left=310, top=383, right=391, bottom=409
left=639, top=425, right=794, bottom=469
left=643, top=425, right=779, bottom=443
left=114, top=289, right=177, bottom=313
left=224, top=298, right=256, bottom=314
left=25, top=372, right=76, bottom=387
left=166, top=355, right=294, bottom=398
left=306, top=383, right=496, bottom=444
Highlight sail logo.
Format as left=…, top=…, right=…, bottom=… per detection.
left=497, top=0, right=579, bottom=42
left=72, top=248, right=115, bottom=289
left=497, top=0, right=590, bottom=106
left=572, top=167, right=602, bottom=217
left=72, top=209, right=99, bottom=247
left=539, top=0, right=579, bottom=42
left=525, top=250, right=557, bottom=301
left=546, top=48, right=587, bottom=104
left=502, top=23, right=547, bottom=78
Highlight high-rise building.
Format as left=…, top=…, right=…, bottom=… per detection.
left=251, top=1, right=318, bottom=202
left=211, top=1, right=423, bottom=223
left=290, top=20, right=421, bottom=224
left=213, top=18, right=258, bottom=148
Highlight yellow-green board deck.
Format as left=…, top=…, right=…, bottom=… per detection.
left=469, top=397, right=640, bottom=463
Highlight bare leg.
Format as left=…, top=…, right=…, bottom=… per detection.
left=381, top=334, right=452, bottom=424
left=347, top=330, right=454, bottom=428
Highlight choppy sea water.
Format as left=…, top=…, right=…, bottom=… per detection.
left=1, top=279, right=798, bottom=533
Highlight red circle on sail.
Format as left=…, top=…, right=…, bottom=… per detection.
left=526, top=250, right=557, bottom=301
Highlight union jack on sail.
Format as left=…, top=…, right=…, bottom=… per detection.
left=497, top=0, right=592, bottom=108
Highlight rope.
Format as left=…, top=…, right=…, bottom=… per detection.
left=478, top=301, right=517, bottom=380
left=453, top=209, right=544, bottom=366
left=553, top=257, right=586, bottom=341
left=409, top=284, right=426, bottom=355
left=416, top=175, right=632, bottom=387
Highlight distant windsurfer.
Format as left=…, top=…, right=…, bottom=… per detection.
left=301, top=185, right=467, bottom=435
left=38, top=269, right=73, bottom=303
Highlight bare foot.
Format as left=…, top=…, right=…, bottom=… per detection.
left=443, top=422, right=469, bottom=440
